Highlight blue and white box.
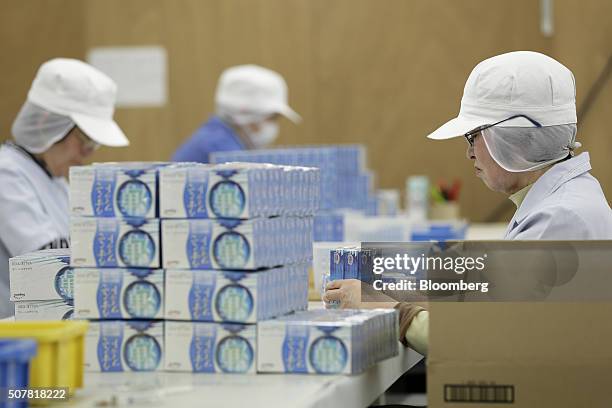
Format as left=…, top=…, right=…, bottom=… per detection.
left=257, top=309, right=398, bottom=375
left=74, top=268, right=164, bottom=320
left=164, top=265, right=308, bottom=323
left=160, top=163, right=319, bottom=219
left=70, top=164, right=160, bottom=218
left=9, top=249, right=72, bottom=301
left=70, top=217, right=160, bottom=268
left=164, top=321, right=256, bottom=374
left=14, top=299, right=74, bottom=321
left=85, top=320, right=164, bottom=372
left=161, top=218, right=312, bottom=270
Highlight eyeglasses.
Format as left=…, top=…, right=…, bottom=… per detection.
left=76, top=129, right=100, bottom=151
left=464, top=114, right=542, bottom=147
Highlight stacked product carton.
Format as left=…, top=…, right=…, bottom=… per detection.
left=160, top=162, right=317, bottom=374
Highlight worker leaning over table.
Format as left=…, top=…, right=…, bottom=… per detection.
left=324, top=51, right=612, bottom=356
left=0, top=58, right=129, bottom=318
left=172, top=64, right=301, bottom=163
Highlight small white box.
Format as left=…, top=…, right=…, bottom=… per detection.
left=14, top=300, right=74, bottom=320
left=165, top=267, right=302, bottom=323
left=161, top=219, right=258, bottom=270
left=70, top=217, right=160, bottom=268
left=257, top=309, right=399, bottom=375
left=74, top=268, right=164, bottom=319
left=164, top=321, right=256, bottom=374
left=9, top=249, right=72, bottom=301
left=160, top=164, right=255, bottom=219
left=70, top=164, right=158, bottom=218
left=85, top=320, right=164, bottom=372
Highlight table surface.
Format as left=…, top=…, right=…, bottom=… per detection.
left=58, top=346, right=422, bottom=408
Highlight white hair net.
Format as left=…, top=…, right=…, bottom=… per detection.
left=11, top=101, right=75, bottom=154
left=481, top=124, right=581, bottom=172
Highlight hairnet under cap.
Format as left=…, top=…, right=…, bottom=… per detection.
left=481, top=124, right=580, bottom=172
left=11, top=101, right=75, bottom=154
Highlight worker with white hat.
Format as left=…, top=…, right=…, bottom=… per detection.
left=172, top=64, right=301, bottom=163
left=324, top=51, right=612, bottom=356
left=0, top=58, right=129, bottom=317
left=428, top=50, right=612, bottom=239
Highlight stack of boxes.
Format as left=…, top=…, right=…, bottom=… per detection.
left=211, top=145, right=373, bottom=242
left=159, top=162, right=317, bottom=374
left=69, top=163, right=166, bottom=372
left=9, top=248, right=74, bottom=320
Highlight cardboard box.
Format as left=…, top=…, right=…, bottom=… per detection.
left=9, top=248, right=72, bottom=301
left=70, top=217, right=160, bottom=268
left=74, top=268, right=164, bottom=319
left=428, top=302, right=612, bottom=407
left=164, top=321, right=256, bottom=373
left=13, top=299, right=74, bottom=320
left=85, top=320, right=164, bottom=372
left=70, top=164, right=158, bottom=218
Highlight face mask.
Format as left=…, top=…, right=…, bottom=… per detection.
left=248, top=121, right=279, bottom=148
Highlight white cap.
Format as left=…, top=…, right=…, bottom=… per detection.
left=215, top=64, right=301, bottom=125
left=26, top=58, right=129, bottom=147
left=427, top=51, right=577, bottom=140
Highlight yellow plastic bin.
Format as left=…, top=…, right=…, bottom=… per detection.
left=0, top=321, right=88, bottom=395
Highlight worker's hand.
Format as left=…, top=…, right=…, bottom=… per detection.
left=323, top=279, right=362, bottom=309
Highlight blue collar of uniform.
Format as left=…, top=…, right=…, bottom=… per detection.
left=208, top=115, right=248, bottom=149
left=512, top=152, right=591, bottom=223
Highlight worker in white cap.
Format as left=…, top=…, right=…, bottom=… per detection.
left=428, top=51, right=612, bottom=240
left=324, top=51, right=612, bottom=356
left=0, top=58, right=129, bottom=318
left=172, top=64, right=301, bottom=163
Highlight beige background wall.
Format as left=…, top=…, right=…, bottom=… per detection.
left=1, top=0, right=610, bottom=222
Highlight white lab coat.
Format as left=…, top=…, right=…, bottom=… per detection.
left=0, top=143, right=70, bottom=318
left=504, top=152, right=612, bottom=240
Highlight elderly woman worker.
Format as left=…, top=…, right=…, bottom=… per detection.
left=0, top=58, right=129, bottom=318
left=324, top=51, right=612, bottom=354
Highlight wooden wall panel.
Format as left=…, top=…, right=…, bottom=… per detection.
left=1, top=0, right=610, bottom=222
left=0, top=0, right=85, bottom=142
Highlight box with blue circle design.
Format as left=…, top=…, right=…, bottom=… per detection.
left=164, top=264, right=308, bottom=323
left=69, top=163, right=166, bottom=219
left=161, top=218, right=313, bottom=270
left=159, top=163, right=319, bottom=219
left=164, top=321, right=256, bottom=374
left=70, top=217, right=160, bottom=268
left=9, top=248, right=73, bottom=302
left=74, top=268, right=164, bottom=320
left=257, top=309, right=398, bottom=375
left=14, top=299, right=74, bottom=320
left=84, top=320, right=164, bottom=372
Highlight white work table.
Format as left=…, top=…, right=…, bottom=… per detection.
left=57, top=302, right=423, bottom=408
left=62, top=346, right=422, bottom=408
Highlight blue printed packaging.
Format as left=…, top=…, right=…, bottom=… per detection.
left=159, top=163, right=319, bottom=219
left=70, top=164, right=160, bottom=218
left=14, top=299, right=74, bottom=321
left=70, top=217, right=160, bottom=268
left=164, top=321, right=256, bottom=374
left=9, top=249, right=72, bottom=301
left=161, top=218, right=312, bottom=270
left=74, top=268, right=164, bottom=320
left=85, top=320, right=164, bottom=372
left=257, top=309, right=398, bottom=375
left=164, top=265, right=308, bottom=323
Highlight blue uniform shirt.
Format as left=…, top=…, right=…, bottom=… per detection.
left=172, top=116, right=246, bottom=163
